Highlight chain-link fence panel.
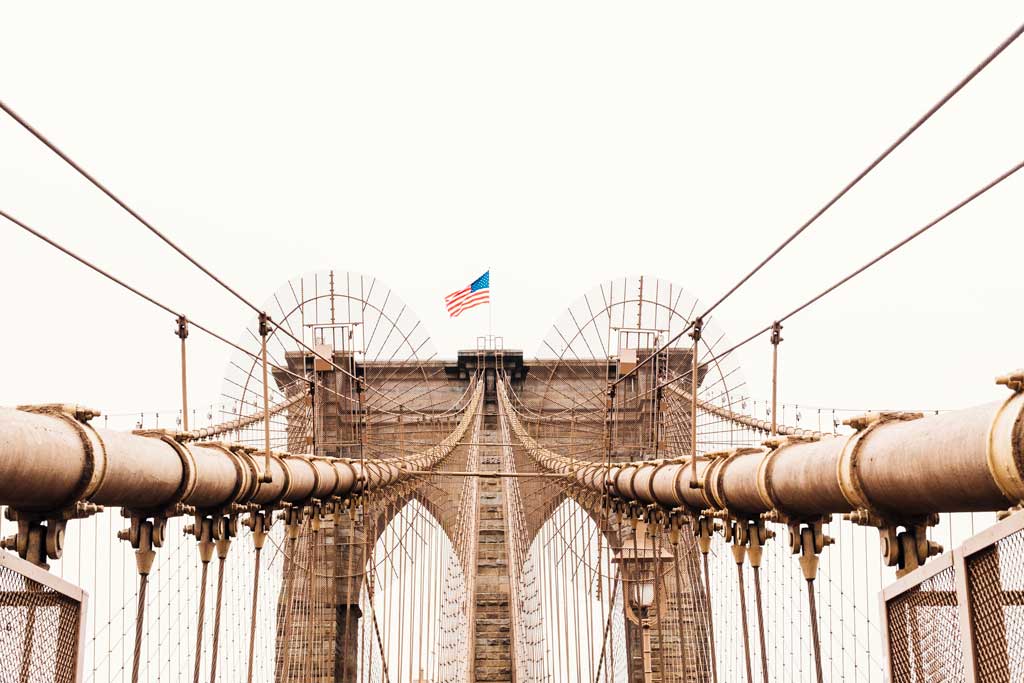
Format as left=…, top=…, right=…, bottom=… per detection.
left=886, top=563, right=965, bottom=683
left=966, top=525, right=1024, bottom=682
left=0, top=552, right=84, bottom=683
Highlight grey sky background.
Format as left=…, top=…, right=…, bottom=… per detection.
left=2, top=3, right=1022, bottom=419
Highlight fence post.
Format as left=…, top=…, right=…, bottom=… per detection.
left=953, top=548, right=980, bottom=683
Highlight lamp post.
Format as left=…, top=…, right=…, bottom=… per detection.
left=614, top=520, right=674, bottom=683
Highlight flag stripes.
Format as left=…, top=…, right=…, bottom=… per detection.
left=445, top=271, right=490, bottom=317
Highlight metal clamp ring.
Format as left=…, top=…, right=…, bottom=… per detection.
left=78, top=420, right=108, bottom=502
left=987, top=391, right=1024, bottom=503
left=670, top=462, right=705, bottom=515
left=19, top=406, right=107, bottom=509
left=232, top=447, right=262, bottom=504
left=158, top=435, right=198, bottom=506
left=756, top=445, right=785, bottom=512
left=219, top=445, right=252, bottom=505
left=647, top=462, right=672, bottom=506
left=306, top=456, right=323, bottom=500
left=837, top=413, right=922, bottom=513
left=702, top=454, right=729, bottom=511
left=622, top=465, right=641, bottom=501
left=313, top=457, right=339, bottom=499
left=270, top=453, right=294, bottom=507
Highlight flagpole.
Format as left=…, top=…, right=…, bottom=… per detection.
left=488, top=266, right=492, bottom=342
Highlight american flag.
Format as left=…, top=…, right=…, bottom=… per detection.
left=445, top=271, right=490, bottom=317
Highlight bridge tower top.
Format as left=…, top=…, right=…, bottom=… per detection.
left=454, top=348, right=526, bottom=381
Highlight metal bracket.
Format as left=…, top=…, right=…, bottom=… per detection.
left=277, top=504, right=305, bottom=542
left=996, top=368, right=1024, bottom=393
left=747, top=519, right=774, bottom=568
left=845, top=509, right=941, bottom=575
left=117, top=512, right=165, bottom=576
left=784, top=517, right=834, bottom=580
left=1, top=501, right=104, bottom=568
left=705, top=509, right=775, bottom=567
left=184, top=512, right=237, bottom=563
left=16, top=403, right=101, bottom=423
left=665, top=509, right=689, bottom=546
left=693, top=514, right=720, bottom=555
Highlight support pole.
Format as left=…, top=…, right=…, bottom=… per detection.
left=770, top=322, right=782, bottom=435
left=259, top=312, right=272, bottom=483
left=689, top=317, right=702, bottom=488
left=177, top=316, right=189, bottom=432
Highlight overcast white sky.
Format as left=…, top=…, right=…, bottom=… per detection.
left=1, top=3, right=1022, bottom=420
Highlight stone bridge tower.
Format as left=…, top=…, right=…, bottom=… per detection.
left=272, top=347, right=710, bottom=682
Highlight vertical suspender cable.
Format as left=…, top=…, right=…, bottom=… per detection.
left=343, top=505, right=355, bottom=682
left=702, top=551, right=720, bottom=683
left=734, top=552, right=754, bottom=683
left=208, top=532, right=230, bottom=683
left=192, top=518, right=214, bottom=683
left=671, top=539, right=692, bottom=678
left=752, top=565, right=769, bottom=683
left=278, top=515, right=301, bottom=680
left=125, top=520, right=156, bottom=683
left=132, top=575, right=148, bottom=683
left=193, top=562, right=209, bottom=683
left=653, top=528, right=669, bottom=680
left=806, top=578, right=825, bottom=683
left=245, top=514, right=267, bottom=683
left=303, top=516, right=319, bottom=680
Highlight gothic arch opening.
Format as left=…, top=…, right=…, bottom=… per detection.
left=358, top=498, right=470, bottom=683
left=523, top=496, right=629, bottom=682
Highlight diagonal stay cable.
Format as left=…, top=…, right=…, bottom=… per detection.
left=609, top=20, right=1024, bottom=392
left=698, top=21, right=1024, bottom=323
left=0, top=208, right=357, bottom=408
left=3, top=19, right=1021, bottom=416
left=653, top=158, right=1024, bottom=395
left=0, top=98, right=442, bottom=415
left=1, top=209, right=184, bottom=318
left=0, top=99, right=263, bottom=316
